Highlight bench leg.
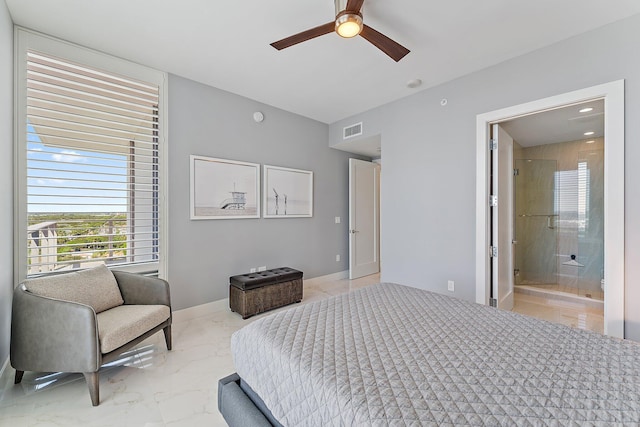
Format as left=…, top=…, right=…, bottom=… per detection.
left=83, top=372, right=100, bottom=406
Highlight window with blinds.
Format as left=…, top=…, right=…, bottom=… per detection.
left=25, top=50, right=160, bottom=276
left=554, top=162, right=590, bottom=233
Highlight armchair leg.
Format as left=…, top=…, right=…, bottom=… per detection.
left=83, top=372, right=100, bottom=406
left=14, top=370, right=24, bottom=384
left=163, top=325, right=172, bottom=350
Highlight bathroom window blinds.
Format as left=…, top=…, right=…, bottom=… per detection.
left=554, top=162, right=590, bottom=233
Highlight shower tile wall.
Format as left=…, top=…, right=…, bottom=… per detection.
left=515, top=138, right=604, bottom=297
left=514, top=157, right=558, bottom=285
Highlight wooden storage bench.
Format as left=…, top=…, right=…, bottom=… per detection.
left=229, top=267, right=303, bottom=319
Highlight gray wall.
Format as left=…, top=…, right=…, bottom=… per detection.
left=329, top=14, right=640, bottom=340
left=0, top=1, right=13, bottom=365
left=168, top=75, right=363, bottom=310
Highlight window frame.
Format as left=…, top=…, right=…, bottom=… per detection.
left=14, top=27, right=168, bottom=282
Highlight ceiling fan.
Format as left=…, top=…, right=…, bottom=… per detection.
left=270, top=0, right=410, bottom=62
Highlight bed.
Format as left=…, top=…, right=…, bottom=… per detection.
left=219, top=283, right=640, bottom=425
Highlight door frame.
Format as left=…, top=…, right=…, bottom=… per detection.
left=349, top=158, right=381, bottom=279
left=475, top=80, right=625, bottom=338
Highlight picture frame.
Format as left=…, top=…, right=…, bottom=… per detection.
left=190, top=155, right=260, bottom=220
left=263, top=165, right=313, bottom=218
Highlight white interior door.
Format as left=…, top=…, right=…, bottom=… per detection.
left=349, top=159, right=380, bottom=279
left=491, top=124, right=514, bottom=310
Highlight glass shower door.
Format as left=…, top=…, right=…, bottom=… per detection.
left=577, top=149, right=605, bottom=300
left=514, top=159, right=558, bottom=286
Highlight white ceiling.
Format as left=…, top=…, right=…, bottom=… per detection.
left=501, top=100, right=604, bottom=147
left=5, top=1, right=640, bottom=124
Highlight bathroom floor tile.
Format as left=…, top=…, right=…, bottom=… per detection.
left=512, top=291, right=604, bottom=334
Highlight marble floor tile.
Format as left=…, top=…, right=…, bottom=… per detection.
left=0, top=272, right=605, bottom=426
left=0, top=273, right=379, bottom=427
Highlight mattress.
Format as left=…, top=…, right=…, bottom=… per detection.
left=231, top=283, right=640, bottom=426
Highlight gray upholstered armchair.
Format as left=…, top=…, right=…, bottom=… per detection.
left=10, top=265, right=172, bottom=406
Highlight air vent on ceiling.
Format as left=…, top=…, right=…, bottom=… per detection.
left=343, top=122, right=363, bottom=139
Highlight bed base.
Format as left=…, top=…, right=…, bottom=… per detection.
left=218, top=373, right=283, bottom=427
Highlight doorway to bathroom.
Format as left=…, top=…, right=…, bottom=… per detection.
left=475, top=81, right=625, bottom=338
left=501, top=102, right=605, bottom=333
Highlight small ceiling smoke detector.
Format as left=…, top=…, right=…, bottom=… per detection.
left=253, top=111, right=264, bottom=123
left=579, top=107, right=594, bottom=113
left=406, top=79, right=422, bottom=88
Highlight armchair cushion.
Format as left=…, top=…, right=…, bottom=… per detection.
left=97, top=305, right=170, bottom=353
left=24, top=264, right=124, bottom=314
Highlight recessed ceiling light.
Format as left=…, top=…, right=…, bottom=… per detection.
left=579, top=107, right=594, bottom=113
left=586, top=140, right=595, bottom=144
left=406, top=79, right=422, bottom=89
left=584, top=131, right=595, bottom=136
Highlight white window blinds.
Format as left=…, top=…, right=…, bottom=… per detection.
left=25, top=50, right=160, bottom=276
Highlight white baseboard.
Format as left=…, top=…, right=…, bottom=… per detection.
left=303, top=270, right=349, bottom=287
left=172, top=270, right=349, bottom=323
left=172, top=298, right=229, bottom=323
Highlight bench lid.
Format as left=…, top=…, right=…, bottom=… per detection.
left=230, top=267, right=302, bottom=290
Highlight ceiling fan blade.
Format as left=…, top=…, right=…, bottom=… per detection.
left=360, top=24, right=410, bottom=62
left=270, top=22, right=335, bottom=50
left=346, top=0, right=365, bottom=13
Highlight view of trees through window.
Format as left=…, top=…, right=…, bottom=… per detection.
left=25, top=50, right=160, bottom=276
left=28, top=213, right=128, bottom=263
left=26, top=136, right=138, bottom=274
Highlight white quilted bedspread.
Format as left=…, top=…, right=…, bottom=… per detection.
left=231, top=283, right=640, bottom=426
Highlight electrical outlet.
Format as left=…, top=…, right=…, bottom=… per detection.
left=249, top=268, right=256, bottom=273
left=447, top=280, right=455, bottom=292
left=257, top=266, right=267, bottom=272
left=335, top=216, right=341, bottom=224
left=336, top=254, right=341, bottom=262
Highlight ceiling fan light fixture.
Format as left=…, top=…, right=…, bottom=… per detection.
left=335, top=13, right=363, bottom=38
left=270, top=0, right=410, bottom=61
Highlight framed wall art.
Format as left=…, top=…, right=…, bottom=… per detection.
left=190, top=155, right=260, bottom=220
left=263, top=165, right=313, bottom=218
